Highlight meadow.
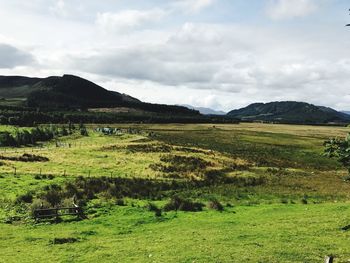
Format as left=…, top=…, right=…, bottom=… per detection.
left=1, top=123, right=350, bottom=262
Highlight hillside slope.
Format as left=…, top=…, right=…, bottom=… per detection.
left=227, top=101, right=350, bottom=124
left=0, top=74, right=198, bottom=115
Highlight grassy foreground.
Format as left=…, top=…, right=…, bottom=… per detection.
left=1, top=123, right=350, bottom=262
left=1, top=203, right=350, bottom=263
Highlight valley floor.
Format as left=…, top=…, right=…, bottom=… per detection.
left=1, top=123, right=350, bottom=262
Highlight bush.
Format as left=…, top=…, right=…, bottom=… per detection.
left=61, top=198, right=74, bottom=208
left=41, top=188, right=62, bottom=206
left=51, top=237, right=79, bottom=245
left=0, top=115, right=7, bottom=124
left=116, top=199, right=126, bottom=206
left=0, top=132, right=16, bottom=147
left=203, top=169, right=225, bottom=184
left=147, top=202, right=162, bottom=217
left=64, top=183, right=79, bottom=197
left=207, top=198, right=224, bottom=211
left=280, top=198, right=289, bottom=204
left=30, top=199, right=52, bottom=217
left=15, top=192, right=33, bottom=204
left=152, top=155, right=212, bottom=174
left=164, top=195, right=204, bottom=212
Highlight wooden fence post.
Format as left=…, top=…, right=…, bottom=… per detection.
left=325, top=256, right=334, bottom=263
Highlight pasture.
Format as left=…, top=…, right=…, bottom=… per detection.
left=1, top=123, right=350, bottom=262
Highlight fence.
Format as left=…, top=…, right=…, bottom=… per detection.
left=0, top=142, right=102, bottom=154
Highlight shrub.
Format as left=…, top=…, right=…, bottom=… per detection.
left=207, top=198, right=224, bottom=211
left=30, top=199, right=52, bottom=217
left=203, top=169, right=225, bottom=184
left=0, top=115, right=7, bottom=124
left=147, top=202, right=162, bottom=217
left=15, top=192, right=33, bottom=204
left=164, top=195, right=204, bottom=212
left=19, top=154, right=49, bottom=162
left=280, top=198, right=289, bottom=204
left=116, top=199, right=126, bottom=206
left=64, top=182, right=79, bottom=197
left=61, top=198, right=74, bottom=208
left=51, top=237, right=79, bottom=245
left=41, top=188, right=62, bottom=207
left=154, top=155, right=212, bottom=174
left=127, top=144, right=172, bottom=153
left=60, top=126, right=69, bottom=136
left=0, top=132, right=16, bottom=147
left=324, top=134, right=350, bottom=175
left=0, top=153, right=49, bottom=162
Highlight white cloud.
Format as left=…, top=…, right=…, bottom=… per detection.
left=173, top=0, right=216, bottom=13
left=50, top=0, right=67, bottom=17
left=266, top=0, right=318, bottom=20
left=60, top=21, right=350, bottom=111
left=0, top=1, right=349, bottom=111
left=96, top=8, right=167, bottom=33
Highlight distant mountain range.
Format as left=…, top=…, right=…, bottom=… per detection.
left=341, top=111, right=350, bottom=116
left=0, top=74, right=199, bottom=115
left=0, top=74, right=348, bottom=124
left=181, top=104, right=226, bottom=115
left=227, top=101, right=350, bottom=124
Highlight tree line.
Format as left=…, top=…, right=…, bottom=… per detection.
left=0, top=106, right=239, bottom=127
left=0, top=123, right=88, bottom=147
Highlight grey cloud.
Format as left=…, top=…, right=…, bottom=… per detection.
left=70, top=45, right=219, bottom=85
left=0, top=44, right=34, bottom=69
left=52, top=22, right=350, bottom=110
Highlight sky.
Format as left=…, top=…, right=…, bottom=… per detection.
left=0, top=0, right=349, bottom=112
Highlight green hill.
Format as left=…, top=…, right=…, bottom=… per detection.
left=0, top=74, right=198, bottom=115
left=227, top=101, right=350, bottom=124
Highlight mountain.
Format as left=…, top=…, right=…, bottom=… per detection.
left=0, top=74, right=199, bottom=115
left=341, top=111, right=350, bottom=115
left=181, top=104, right=226, bottom=115
left=227, top=101, right=350, bottom=124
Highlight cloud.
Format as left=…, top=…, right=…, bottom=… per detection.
left=173, top=0, right=216, bottom=13
left=62, top=21, right=350, bottom=111
left=266, top=0, right=318, bottom=20
left=0, top=43, right=34, bottom=69
left=50, top=0, right=67, bottom=17
left=0, top=1, right=349, bottom=111
left=96, top=8, right=167, bottom=33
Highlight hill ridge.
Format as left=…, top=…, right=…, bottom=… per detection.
left=227, top=101, right=350, bottom=124
left=0, top=74, right=199, bottom=116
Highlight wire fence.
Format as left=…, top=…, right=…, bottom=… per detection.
left=2, top=167, right=133, bottom=180
left=0, top=142, right=112, bottom=155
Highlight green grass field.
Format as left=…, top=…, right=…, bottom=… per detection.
left=1, top=123, right=350, bottom=262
